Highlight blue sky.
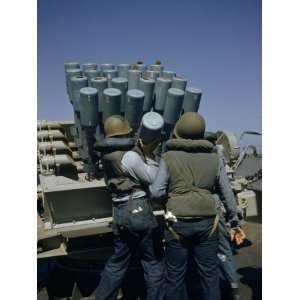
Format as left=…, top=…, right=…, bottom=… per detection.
left=38, top=0, right=261, bottom=138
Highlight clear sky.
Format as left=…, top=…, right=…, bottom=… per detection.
left=38, top=0, right=261, bottom=138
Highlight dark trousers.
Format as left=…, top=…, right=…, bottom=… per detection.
left=164, top=217, right=220, bottom=300
left=95, top=201, right=164, bottom=300
left=218, top=215, right=238, bottom=288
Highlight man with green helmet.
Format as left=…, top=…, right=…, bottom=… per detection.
left=150, top=112, right=245, bottom=300
left=95, top=114, right=165, bottom=300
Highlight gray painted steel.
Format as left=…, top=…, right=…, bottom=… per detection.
left=125, top=89, right=144, bottom=130
left=38, top=129, right=65, bottom=140
left=102, top=88, right=122, bottom=123
left=37, top=121, right=62, bottom=129
left=145, top=70, right=160, bottom=81
left=102, top=69, right=118, bottom=87
left=117, top=64, right=131, bottom=78
left=83, top=69, right=101, bottom=85
left=150, top=64, right=164, bottom=74
left=41, top=174, right=112, bottom=224
left=139, top=77, right=155, bottom=112
left=172, top=77, right=187, bottom=91
left=73, top=111, right=84, bottom=146
left=38, top=141, right=70, bottom=152
left=64, top=62, right=80, bottom=71
left=183, top=87, right=202, bottom=113
left=101, top=64, right=115, bottom=71
left=90, top=77, right=108, bottom=113
left=79, top=87, right=99, bottom=127
left=163, top=88, right=185, bottom=125
left=154, top=77, right=172, bottom=111
left=162, top=70, right=176, bottom=79
left=65, top=69, right=83, bottom=97
left=139, top=112, right=164, bottom=145
left=111, top=77, right=128, bottom=113
left=136, top=64, right=147, bottom=73
left=82, top=63, right=98, bottom=71
left=41, top=154, right=74, bottom=167
left=70, top=76, right=88, bottom=111
left=128, top=69, right=142, bottom=90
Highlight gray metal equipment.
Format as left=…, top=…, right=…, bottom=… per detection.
left=139, top=112, right=164, bottom=145
left=79, top=87, right=99, bottom=127
left=70, top=76, right=89, bottom=150
left=40, top=154, right=74, bottom=168
left=117, top=64, right=131, bottom=78
left=64, top=62, right=80, bottom=71
left=163, top=88, right=185, bottom=125
left=125, top=89, right=145, bottom=130
left=83, top=69, right=101, bottom=85
left=70, top=76, right=89, bottom=112
left=79, top=87, right=99, bottom=176
left=145, top=70, right=160, bottom=81
left=136, top=64, right=147, bottom=73
left=90, top=77, right=108, bottom=113
left=82, top=63, right=98, bottom=71
left=150, top=64, right=164, bottom=74
left=65, top=68, right=83, bottom=98
left=139, top=77, right=155, bottom=112
left=101, top=64, right=115, bottom=71
left=37, top=129, right=65, bottom=141
left=128, top=69, right=142, bottom=90
left=38, top=141, right=72, bottom=155
left=162, top=70, right=176, bottom=79
left=102, top=69, right=118, bottom=87
left=154, top=77, right=172, bottom=112
left=172, top=76, right=187, bottom=91
left=182, top=87, right=202, bottom=113
left=111, top=77, right=128, bottom=114
left=102, top=88, right=122, bottom=123
left=37, top=120, right=62, bottom=130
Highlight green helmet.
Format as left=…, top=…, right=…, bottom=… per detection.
left=104, top=115, right=132, bottom=138
left=173, top=112, right=206, bottom=139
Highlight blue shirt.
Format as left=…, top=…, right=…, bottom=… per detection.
left=111, top=151, right=159, bottom=202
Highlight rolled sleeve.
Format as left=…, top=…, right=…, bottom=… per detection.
left=149, top=158, right=169, bottom=200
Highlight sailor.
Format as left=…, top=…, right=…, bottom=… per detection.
left=149, top=112, right=245, bottom=300
left=95, top=113, right=164, bottom=300
left=205, top=133, right=246, bottom=300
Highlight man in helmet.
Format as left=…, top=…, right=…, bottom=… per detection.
left=149, top=112, right=245, bottom=300
left=205, top=132, right=244, bottom=300
left=95, top=114, right=164, bottom=300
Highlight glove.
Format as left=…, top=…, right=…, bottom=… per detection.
left=229, top=227, right=246, bottom=246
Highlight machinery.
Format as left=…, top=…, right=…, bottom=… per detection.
left=37, top=60, right=262, bottom=299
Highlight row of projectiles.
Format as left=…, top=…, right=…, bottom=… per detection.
left=64, top=61, right=202, bottom=177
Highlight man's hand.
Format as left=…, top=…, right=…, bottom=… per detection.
left=229, top=227, right=246, bottom=246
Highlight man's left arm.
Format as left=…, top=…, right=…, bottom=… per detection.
left=216, top=157, right=246, bottom=245
left=149, top=158, right=169, bottom=202
left=216, top=158, right=240, bottom=227
left=122, top=151, right=159, bottom=185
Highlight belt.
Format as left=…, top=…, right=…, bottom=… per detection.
left=168, top=186, right=212, bottom=198
left=113, top=195, right=147, bottom=206
left=176, top=216, right=213, bottom=222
